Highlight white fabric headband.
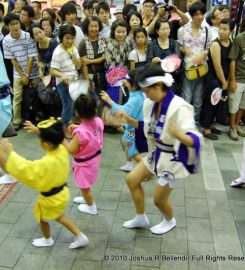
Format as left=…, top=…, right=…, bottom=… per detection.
left=138, top=74, right=174, bottom=88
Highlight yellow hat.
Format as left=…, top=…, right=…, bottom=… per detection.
left=37, top=117, right=61, bottom=129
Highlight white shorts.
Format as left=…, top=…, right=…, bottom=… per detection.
left=229, top=83, right=245, bottom=114
left=143, top=156, right=176, bottom=189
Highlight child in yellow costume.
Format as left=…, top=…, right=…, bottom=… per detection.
left=0, top=118, right=89, bottom=249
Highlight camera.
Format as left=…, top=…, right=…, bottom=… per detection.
left=163, top=0, right=173, bottom=12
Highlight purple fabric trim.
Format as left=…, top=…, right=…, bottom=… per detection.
left=149, top=90, right=175, bottom=140
left=135, top=121, right=148, bottom=153
left=178, top=132, right=201, bottom=174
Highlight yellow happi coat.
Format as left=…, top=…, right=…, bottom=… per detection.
left=6, top=145, right=70, bottom=222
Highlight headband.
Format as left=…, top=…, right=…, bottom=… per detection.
left=138, top=73, right=174, bottom=88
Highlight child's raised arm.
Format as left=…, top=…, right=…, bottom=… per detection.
left=63, top=135, right=80, bottom=155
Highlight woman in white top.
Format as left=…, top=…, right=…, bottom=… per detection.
left=51, top=25, right=81, bottom=129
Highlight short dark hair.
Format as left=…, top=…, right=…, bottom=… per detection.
left=58, top=24, right=76, bottom=42
left=220, top=18, right=235, bottom=31
left=110, top=19, right=129, bottom=39
left=21, top=5, right=35, bottom=18
left=42, top=8, right=56, bottom=21
left=82, top=16, right=103, bottom=35
left=122, top=4, right=137, bottom=19
left=39, top=120, right=64, bottom=146
left=40, top=17, right=55, bottom=32
left=127, top=69, right=139, bottom=88
left=126, top=11, right=143, bottom=29
left=95, top=2, right=110, bottom=14
left=29, top=22, right=42, bottom=39
left=31, top=1, right=41, bottom=9
left=74, top=94, right=97, bottom=119
left=218, top=5, right=230, bottom=12
left=59, top=2, right=77, bottom=22
left=189, top=2, right=206, bottom=17
left=133, top=26, right=148, bottom=39
left=3, top=13, right=20, bottom=26
left=143, top=0, right=156, bottom=6
left=155, top=18, right=170, bottom=33
left=87, top=0, right=98, bottom=10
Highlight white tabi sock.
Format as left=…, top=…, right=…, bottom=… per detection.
left=78, top=203, right=97, bottom=215
left=32, top=237, right=54, bottom=247
left=123, top=213, right=150, bottom=229
left=69, top=233, right=89, bottom=249
left=150, top=217, right=176, bottom=235
left=119, top=161, right=135, bottom=172
left=73, top=196, right=86, bottom=204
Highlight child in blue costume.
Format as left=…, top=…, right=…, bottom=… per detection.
left=101, top=69, right=145, bottom=171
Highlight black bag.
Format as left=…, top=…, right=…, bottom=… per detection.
left=37, top=76, right=58, bottom=105
left=22, top=79, right=40, bottom=122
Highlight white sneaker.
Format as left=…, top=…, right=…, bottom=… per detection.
left=123, top=214, right=150, bottom=229
left=78, top=203, right=97, bottom=215
left=69, top=233, right=89, bottom=249
left=32, top=237, right=54, bottom=247
left=0, top=174, right=18, bottom=184
left=230, top=178, right=245, bottom=188
left=73, top=196, right=86, bottom=204
left=150, top=217, right=176, bottom=235
left=119, top=162, right=135, bottom=172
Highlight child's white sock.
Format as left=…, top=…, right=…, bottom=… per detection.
left=150, top=217, right=176, bottom=235
left=73, top=196, right=86, bottom=204
left=32, top=237, right=54, bottom=247
left=78, top=203, right=97, bottom=215
left=123, top=213, right=150, bottom=229
left=119, top=161, right=135, bottom=172
left=69, top=233, right=89, bottom=249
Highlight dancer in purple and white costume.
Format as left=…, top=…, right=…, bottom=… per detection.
left=115, top=63, right=203, bottom=235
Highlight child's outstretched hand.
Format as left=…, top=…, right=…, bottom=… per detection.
left=100, top=91, right=113, bottom=105
left=0, top=138, right=13, bottom=155
left=24, top=121, right=40, bottom=134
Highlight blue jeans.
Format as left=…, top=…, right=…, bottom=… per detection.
left=181, top=75, right=204, bottom=124
left=57, top=82, right=74, bottom=126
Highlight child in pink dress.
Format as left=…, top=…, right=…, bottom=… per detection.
left=63, top=94, right=104, bottom=215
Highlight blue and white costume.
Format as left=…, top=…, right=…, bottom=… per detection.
left=138, top=89, right=203, bottom=188
left=111, top=90, right=145, bottom=158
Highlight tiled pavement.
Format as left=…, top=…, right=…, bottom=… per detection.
left=0, top=126, right=245, bottom=270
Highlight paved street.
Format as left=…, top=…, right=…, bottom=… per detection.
left=0, top=126, right=245, bottom=270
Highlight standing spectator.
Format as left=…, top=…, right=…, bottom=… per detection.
left=20, top=5, right=35, bottom=32
left=3, top=13, right=39, bottom=131
left=95, top=2, right=111, bottom=40
left=206, top=7, right=223, bottom=41
left=201, top=19, right=233, bottom=140
left=113, top=5, right=124, bottom=21
left=87, top=0, right=99, bottom=16
left=0, top=3, right=4, bottom=33
left=79, top=16, right=106, bottom=103
left=142, top=0, right=155, bottom=28
left=12, top=0, right=27, bottom=14
left=126, top=10, right=143, bottom=46
left=50, top=25, right=81, bottom=135
left=59, top=2, right=84, bottom=48
left=228, top=31, right=245, bottom=140
left=40, top=17, right=56, bottom=38
left=218, top=5, right=231, bottom=20
left=31, top=1, right=42, bottom=23
left=178, top=2, right=211, bottom=125
left=147, top=3, right=189, bottom=40
left=42, top=8, right=60, bottom=26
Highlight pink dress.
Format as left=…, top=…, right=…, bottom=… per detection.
left=72, top=117, right=104, bottom=189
